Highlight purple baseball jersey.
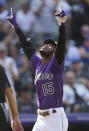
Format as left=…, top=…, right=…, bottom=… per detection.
left=31, top=53, right=64, bottom=109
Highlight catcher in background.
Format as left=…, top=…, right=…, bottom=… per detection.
left=7, top=6, right=68, bottom=131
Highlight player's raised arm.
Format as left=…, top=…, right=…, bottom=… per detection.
left=6, top=8, right=35, bottom=59
left=55, top=6, right=67, bottom=65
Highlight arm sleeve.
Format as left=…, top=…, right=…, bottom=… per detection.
left=16, top=28, right=35, bottom=59
left=55, top=25, right=66, bottom=65
left=1, top=66, right=11, bottom=89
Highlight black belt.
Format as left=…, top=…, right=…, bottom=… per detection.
left=39, top=109, right=56, bottom=116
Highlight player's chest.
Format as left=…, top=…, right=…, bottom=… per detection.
left=34, top=65, right=55, bottom=96
left=34, top=64, right=54, bottom=85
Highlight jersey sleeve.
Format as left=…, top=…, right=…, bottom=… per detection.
left=0, top=66, right=11, bottom=89
left=30, top=53, right=41, bottom=70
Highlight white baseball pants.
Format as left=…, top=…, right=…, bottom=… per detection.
left=32, top=107, right=68, bottom=131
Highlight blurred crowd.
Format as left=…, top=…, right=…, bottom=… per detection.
left=0, top=0, right=89, bottom=114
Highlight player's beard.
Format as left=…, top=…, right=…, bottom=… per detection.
left=40, top=50, right=54, bottom=58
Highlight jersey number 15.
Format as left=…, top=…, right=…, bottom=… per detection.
left=42, top=82, right=54, bottom=96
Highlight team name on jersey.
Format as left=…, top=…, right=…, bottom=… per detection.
left=35, top=73, right=53, bottom=84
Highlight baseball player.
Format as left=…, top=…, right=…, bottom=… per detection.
left=7, top=6, right=68, bottom=131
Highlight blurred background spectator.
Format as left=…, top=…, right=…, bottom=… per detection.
left=63, top=71, right=89, bottom=113
left=17, top=86, right=36, bottom=114
left=0, top=0, right=89, bottom=114
left=0, top=1, right=8, bottom=20
left=16, top=2, right=36, bottom=33
left=79, top=37, right=89, bottom=64
left=0, top=43, right=19, bottom=94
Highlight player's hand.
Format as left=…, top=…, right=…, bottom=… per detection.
left=6, top=8, right=18, bottom=29
left=55, top=5, right=67, bottom=26
left=11, top=118, right=24, bottom=131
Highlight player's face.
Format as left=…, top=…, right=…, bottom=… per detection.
left=40, top=44, right=56, bottom=58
